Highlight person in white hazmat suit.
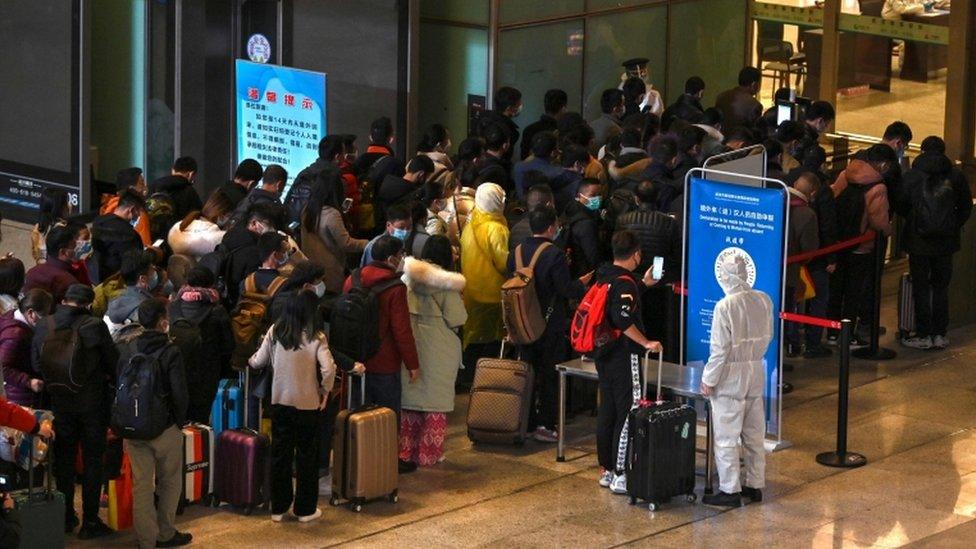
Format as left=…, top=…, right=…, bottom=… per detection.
left=699, top=254, right=773, bottom=508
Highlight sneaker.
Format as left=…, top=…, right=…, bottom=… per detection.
left=532, top=426, right=558, bottom=443
left=780, top=382, right=794, bottom=395
left=901, top=335, right=932, bottom=350
left=65, top=513, right=80, bottom=534
left=702, top=491, right=742, bottom=508
left=785, top=344, right=802, bottom=358
left=609, top=473, right=628, bottom=494
left=271, top=513, right=287, bottom=522
left=849, top=336, right=869, bottom=350
left=932, top=335, right=949, bottom=349
left=803, top=346, right=832, bottom=359
left=319, top=475, right=332, bottom=497
left=398, top=459, right=418, bottom=474
left=156, top=531, right=193, bottom=547
left=77, top=519, right=113, bottom=540
left=825, top=334, right=838, bottom=347
left=741, top=486, right=763, bottom=503
left=297, top=508, right=323, bottom=523
left=598, top=469, right=614, bottom=488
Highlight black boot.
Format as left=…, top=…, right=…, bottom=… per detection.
left=702, top=490, right=742, bottom=508
left=741, top=486, right=763, bottom=503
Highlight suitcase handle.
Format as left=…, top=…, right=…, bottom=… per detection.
left=643, top=350, right=665, bottom=403
left=346, top=371, right=366, bottom=410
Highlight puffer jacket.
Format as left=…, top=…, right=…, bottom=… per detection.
left=0, top=311, right=38, bottom=406
left=615, top=204, right=681, bottom=283
left=831, top=159, right=892, bottom=253
left=91, top=213, right=143, bottom=283
left=895, top=151, right=974, bottom=256
left=168, top=217, right=225, bottom=260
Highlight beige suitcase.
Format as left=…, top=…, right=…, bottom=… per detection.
left=466, top=343, right=535, bottom=445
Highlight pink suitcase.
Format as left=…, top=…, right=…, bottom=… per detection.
left=212, top=369, right=270, bottom=514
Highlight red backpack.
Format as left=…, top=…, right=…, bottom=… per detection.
left=570, top=275, right=634, bottom=354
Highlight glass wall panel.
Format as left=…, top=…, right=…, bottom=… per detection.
left=668, top=0, right=747, bottom=108
left=587, top=0, right=656, bottom=10
left=499, top=0, right=583, bottom=24
left=749, top=1, right=824, bottom=108
left=582, top=6, right=667, bottom=121
left=146, top=0, right=176, bottom=182
left=421, top=0, right=487, bottom=24
left=418, top=22, right=488, bottom=141
left=498, top=20, right=584, bottom=151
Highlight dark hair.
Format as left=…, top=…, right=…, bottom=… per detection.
left=457, top=137, right=484, bottom=161
left=702, top=107, right=724, bottom=127
left=622, top=77, right=646, bottom=103
left=684, top=76, right=705, bottom=95
left=525, top=184, right=554, bottom=210
left=45, top=223, right=83, bottom=259
left=0, top=257, right=25, bottom=297
left=301, top=169, right=345, bottom=232
left=802, top=145, right=827, bottom=170
left=920, top=135, right=946, bottom=154
left=247, top=201, right=284, bottom=229
left=199, top=188, right=234, bottom=225
left=115, top=167, right=144, bottom=192
left=864, top=142, right=898, bottom=165
left=455, top=137, right=485, bottom=187
left=36, top=188, right=70, bottom=233
left=623, top=112, right=660, bottom=147
left=406, top=155, right=434, bottom=175
left=173, top=156, right=197, bottom=173
left=737, top=66, right=761, bottom=87
left=600, top=89, right=624, bottom=114
left=417, top=124, right=449, bottom=153
left=883, top=121, right=913, bottom=143
left=186, top=265, right=215, bottom=288
left=804, top=101, right=836, bottom=123
left=528, top=206, right=557, bottom=234
left=257, top=232, right=287, bottom=261
left=494, top=86, right=522, bottom=111
left=764, top=139, right=783, bottom=160
left=620, top=127, right=642, bottom=148
left=774, top=87, right=793, bottom=103
left=612, top=230, right=641, bottom=260
left=318, top=135, right=345, bottom=160
left=531, top=131, right=558, bottom=159
left=577, top=177, right=602, bottom=195
left=370, top=116, right=394, bottom=143
left=483, top=123, right=508, bottom=151
left=234, top=159, right=263, bottom=182
left=636, top=179, right=659, bottom=205
left=775, top=120, right=805, bottom=143
left=678, top=125, right=707, bottom=153
left=561, top=143, right=589, bottom=168
left=372, top=234, right=403, bottom=262
left=262, top=164, right=288, bottom=186
left=117, top=188, right=146, bottom=212
left=19, top=288, right=53, bottom=316
left=386, top=202, right=412, bottom=223
left=649, top=135, right=678, bottom=164
left=725, top=126, right=757, bottom=146
left=562, top=124, right=595, bottom=148
left=137, top=298, right=167, bottom=329
left=120, top=249, right=153, bottom=286
left=273, top=290, right=319, bottom=351
left=420, top=180, right=446, bottom=209
left=523, top=170, right=550, bottom=191
left=420, top=235, right=453, bottom=271
left=282, top=260, right=325, bottom=292
left=543, top=89, right=568, bottom=115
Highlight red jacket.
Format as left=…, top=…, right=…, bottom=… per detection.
left=0, top=311, right=38, bottom=407
left=0, top=397, right=39, bottom=435
left=342, top=263, right=420, bottom=375
left=23, top=258, right=82, bottom=304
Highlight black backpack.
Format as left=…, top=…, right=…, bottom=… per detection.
left=329, top=269, right=403, bottom=362
left=111, top=343, right=170, bottom=440
left=915, top=177, right=956, bottom=238
left=834, top=182, right=877, bottom=241
left=168, top=301, right=207, bottom=373
left=38, top=317, right=89, bottom=397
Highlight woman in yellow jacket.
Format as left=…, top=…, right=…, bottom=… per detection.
left=460, top=183, right=509, bottom=350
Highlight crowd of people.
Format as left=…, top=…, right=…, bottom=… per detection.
left=0, top=61, right=971, bottom=545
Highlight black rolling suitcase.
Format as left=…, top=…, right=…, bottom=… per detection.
left=897, top=272, right=915, bottom=340
left=626, top=350, right=697, bottom=511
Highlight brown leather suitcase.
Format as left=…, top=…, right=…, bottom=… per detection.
left=329, top=375, right=398, bottom=512
left=466, top=343, right=535, bottom=445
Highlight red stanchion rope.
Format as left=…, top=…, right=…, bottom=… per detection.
left=786, top=231, right=876, bottom=265
left=780, top=312, right=842, bottom=330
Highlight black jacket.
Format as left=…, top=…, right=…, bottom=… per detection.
left=118, top=330, right=189, bottom=428
left=808, top=184, right=839, bottom=269
left=508, top=216, right=532, bottom=253
left=520, top=114, right=557, bottom=160
left=507, top=236, right=586, bottom=333
left=594, top=263, right=645, bottom=360
left=376, top=174, right=419, bottom=219
left=150, top=175, right=202, bottom=220
left=230, top=187, right=282, bottom=226
left=220, top=180, right=249, bottom=210
left=616, top=204, right=681, bottom=283
left=560, top=201, right=605, bottom=278
left=476, top=110, right=520, bottom=162
left=220, top=225, right=261, bottom=306
left=285, top=158, right=341, bottom=227
left=354, top=145, right=405, bottom=184
left=0, top=508, right=21, bottom=549
left=477, top=155, right=512, bottom=193
left=169, top=298, right=235, bottom=382
left=640, top=161, right=679, bottom=211
left=896, top=152, right=974, bottom=256
left=661, top=94, right=704, bottom=131
left=32, top=305, right=119, bottom=413
left=91, top=213, right=143, bottom=283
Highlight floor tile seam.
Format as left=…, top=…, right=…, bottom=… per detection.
left=903, top=516, right=976, bottom=547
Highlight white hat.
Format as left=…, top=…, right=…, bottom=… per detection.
left=474, top=183, right=505, bottom=214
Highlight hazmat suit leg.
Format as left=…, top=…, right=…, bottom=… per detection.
left=741, top=395, right=766, bottom=490
left=711, top=394, right=746, bottom=494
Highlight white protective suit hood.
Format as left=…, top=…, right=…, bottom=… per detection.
left=716, top=255, right=751, bottom=295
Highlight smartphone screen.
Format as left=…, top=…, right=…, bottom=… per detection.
left=776, top=103, right=793, bottom=125
left=341, top=197, right=354, bottom=213
left=652, top=256, right=664, bottom=280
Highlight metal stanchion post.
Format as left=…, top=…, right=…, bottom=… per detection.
left=853, top=232, right=896, bottom=360
left=817, top=319, right=867, bottom=468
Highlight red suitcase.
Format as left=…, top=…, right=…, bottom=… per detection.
left=212, top=369, right=270, bottom=514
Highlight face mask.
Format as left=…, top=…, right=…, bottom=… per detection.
left=276, top=251, right=291, bottom=267
left=554, top=226, right=563, bottom=241
left=147, top=269, right=160, bottom=291
left=897, top=147, right=905, bottom=160
left=392, top=228, right=409, bottom=241
left=512, top=105, right=523, bottom=118
left=312, top=281, right=326, bottom=298
left=584, top=196, right=602, bottom=211
left=130, top=215, right=141, bottom=228
left=74, top=240, right=92, bottom=261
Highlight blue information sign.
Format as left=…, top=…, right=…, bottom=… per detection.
left=686, top=177, right=787, bottom=433
left=235, top=60, right=326, bottom=198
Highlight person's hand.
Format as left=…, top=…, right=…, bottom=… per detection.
left=643, top=340, right=663, bottom=353
left=826, top=263, right=837, bottom=274
left=351, top=362, right=366, bottom=375
left=38, top=420, right=54, bottom=440
left=642, top=267, right=661, bottom=287
left=318, top=393, right=329, bottom=411
left=408, top=369, right=420, bottom=383
left=700, top=382, right=713, bottom=397
left=29, top=378, right=44, bottom=393
left=2, top=494, right=12, bottom=511
left=578, top=271, right=594, bottom=285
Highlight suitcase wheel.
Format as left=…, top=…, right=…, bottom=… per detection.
left=351, top=502, right=363, bottom=513
left=628, top=496, right=636, bottom=505
left=388, top=491, right=398, bottom=504
left=244, top=505, right=254, bottom=516
left=211, top=497, right=221, bottom=508
left=686, top=493, right=697, bottom=503
left=647, top=502, right=658, bottom=512
left=329, top=496, right=340, bottom=507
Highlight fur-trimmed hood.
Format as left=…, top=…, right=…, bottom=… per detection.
left=401, top=256, right=465, bottom=295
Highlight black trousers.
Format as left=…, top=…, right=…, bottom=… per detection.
left=521, top=327, right=570, bottom=431
left=909, top=253, right=953, bottom=337
left=53, top=406, right=107, bottom=524
left=365, top=373, right=401, bottom=418
left=595, top=350, right=642, bottom=474
left=827, top=251, right=874, bottom=336
left=319, top=391, right=342, bottom=472
left=270, top=405, right=321, bottom=517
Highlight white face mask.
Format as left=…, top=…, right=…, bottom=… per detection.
left=312, top=281, right=326, bottom=298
